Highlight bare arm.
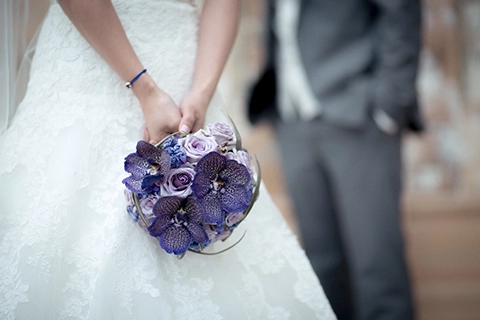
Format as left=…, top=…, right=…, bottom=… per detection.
left=58, top=0, right=181, bottom=143
left=178, top=0, right=241, bottom=133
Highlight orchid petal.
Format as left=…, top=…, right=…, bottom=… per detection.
left=199, top=192, right=224, bottom=225
left=186, top=222, right=208, bottom=245
left=184, top=197, right=205, bottom=225
left=219, top=160, right=251, bottom=186
left=158, top=224, right=191, bottom=255
left=191, top=171, right=212, bottom=199
left=219, top=184, right=251, bottom=213
left=148, top=215, right=173, bottom=237
left=153, top=196, right=182, bottom=217
left=122, top=176, right=151, bottom=194
left=141, top=174, right=162, bottom=190
left=195, top=152, right=226, bottom=178
left=136, top=141, right=164, bottom=164
left=124, top=154, right=150, bottom=177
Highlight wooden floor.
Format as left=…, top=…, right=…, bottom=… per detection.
left=245, top=123, right=480, bottom=320
left=405, top=195, right=480, bottom=320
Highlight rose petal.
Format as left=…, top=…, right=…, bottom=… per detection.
left=158, top=224, right=191, bottom=255
left=219, top=160, right=251, bottom=186
left=219, top=184, right=251, bottom=213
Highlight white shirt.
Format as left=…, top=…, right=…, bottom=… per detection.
left=274, top=0, right=398, bottom=135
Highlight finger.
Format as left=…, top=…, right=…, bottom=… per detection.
left=143, top=127, right=150, bottom=142
left=149, top=133, right=160, bottom=145
left=191, top=118, right=205, bottom=133
left=149, top=137, right=160, bottom=144
left=149, top=131, right=169, bottom=145
left=179, top=113, right=195, bottom=134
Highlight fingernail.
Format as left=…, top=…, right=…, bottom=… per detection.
left=180, top=124, right=190, bottom=133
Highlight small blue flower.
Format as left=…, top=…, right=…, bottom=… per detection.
left=191, top=152, right=252, bottom=225
left=148, top=196, right=208, bottom=255
left=122, top=141, right=171, bottom=194
left=127, top=205, right=138, bottom=222
left=162, top=136, right=187, bottom=168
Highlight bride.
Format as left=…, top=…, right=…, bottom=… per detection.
left=0, top=0, right=336, bottom=319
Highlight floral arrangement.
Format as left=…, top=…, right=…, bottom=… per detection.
left=123, top=121, right=260, bottom=257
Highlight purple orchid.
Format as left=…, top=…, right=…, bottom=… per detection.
left=122, top=141, right=171, bottom=194
left=191, top=152, right=252, bottom=225
left=148, top=196, right=208, bottom=255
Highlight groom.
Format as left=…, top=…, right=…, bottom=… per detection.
left=249, top=0, right=423, bottom=319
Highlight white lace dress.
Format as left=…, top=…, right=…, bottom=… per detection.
left=0, top=1, right=336, bottom=319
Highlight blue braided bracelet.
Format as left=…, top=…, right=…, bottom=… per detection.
left=125, top=69, right=147, bottom=89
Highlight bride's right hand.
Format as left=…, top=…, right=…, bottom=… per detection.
left=132, top=74, right=181, bottom=144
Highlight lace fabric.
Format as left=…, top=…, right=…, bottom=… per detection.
left=0, top=1, right=336, bottom=319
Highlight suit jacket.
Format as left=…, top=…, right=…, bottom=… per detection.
left=249, top=0, right=424, bottom=132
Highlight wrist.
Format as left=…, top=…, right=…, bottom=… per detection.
left=188, top=84, right=214, bottom=109
left=186, top=89, right=211, bottom=112
left=131, top=73, right=159, bottom=100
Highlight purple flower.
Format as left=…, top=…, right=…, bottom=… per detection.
left=127, top=205, right=138, bottom=222
left=139, top=193, right=160, bottom=215
left=225, top=149, right=255, bottom=176
left=206, top=122, right=236, bottom=148
left=178, top=131, right=219, bottom=163
left=161, top=166, right=195, bottom=198
left=148, top=196, right=208, bottom=255
left=122, top=141, right=171, bottom=194
left=161, top=136, right=187, bottom=168
left=124, top=189, right=135, bottom=206
left=205, top=224, right=232, bottom=242
left=191, top=152, right=252, bottom=225
left=225, top=211, right=245, bottom=227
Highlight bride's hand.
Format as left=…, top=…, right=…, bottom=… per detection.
left=132, top=75, right=181, bottom=144
left=178, top=90, right=210, bottom=133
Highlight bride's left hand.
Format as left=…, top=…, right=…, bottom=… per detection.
left=178, top=90, right=210, bottom=133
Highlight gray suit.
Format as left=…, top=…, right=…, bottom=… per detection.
left=249, top=1, right=422, bottom=319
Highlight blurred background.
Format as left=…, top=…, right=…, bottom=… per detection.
left=25, top=1, right=480, bottom=319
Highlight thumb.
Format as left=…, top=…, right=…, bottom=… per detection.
left=179, top=112, right=195, bottom=134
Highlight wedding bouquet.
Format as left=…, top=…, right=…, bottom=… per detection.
left=122, top=121, right=260, bottom=257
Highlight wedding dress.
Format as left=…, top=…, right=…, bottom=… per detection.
left=0, top=0, right=336, bottom=319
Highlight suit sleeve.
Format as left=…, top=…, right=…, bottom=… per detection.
left=368, top=0, right=422, bottom=127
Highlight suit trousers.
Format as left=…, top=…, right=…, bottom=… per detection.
left=275, top=117, right=414, bottom=320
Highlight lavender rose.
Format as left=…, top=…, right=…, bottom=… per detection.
left=178, top=131, right=219, bottom=163
left=139, top=193, right=161, bottom=215
left=161, top=166, right=196, bottom=198
left=124, top=189, right=135, bottom=206
left=206, top=122, right=236, bottom=148
left=226, top=149, right=255, bottom=176
left=225, top=211, right=245, bottom=227
left=204, top=224, right=232, bottom=242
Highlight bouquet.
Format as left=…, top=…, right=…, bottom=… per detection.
left=122, top=121, right=260, bottom=257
